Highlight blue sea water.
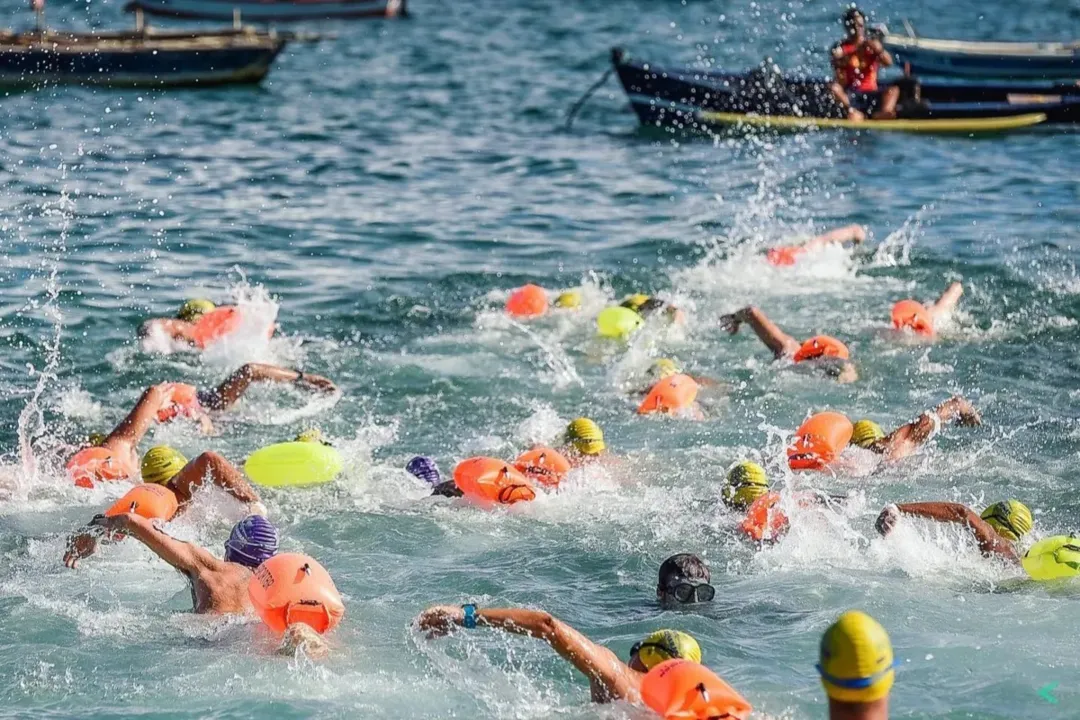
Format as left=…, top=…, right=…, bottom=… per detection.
left=1, top=0, right=1079, bottom=717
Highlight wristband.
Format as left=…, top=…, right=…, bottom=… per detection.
left=294, top=370, right=306, bottom=384
left=462, top=603, right=478, bottom=629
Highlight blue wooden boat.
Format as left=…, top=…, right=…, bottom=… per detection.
left=883, top=33, right=1080, bottom=80
left=124, top=0, right=403, bottom=22
left=0, top=27, right=286, bottom=88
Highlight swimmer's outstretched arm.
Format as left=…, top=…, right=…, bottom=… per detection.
left=90, top=513, right=219, bottom=573
left=802, top=224, right=866, bottom=252
left=876, top=502, right=1018, bottom=561
left=199, top=363, right=338, bottom=411
left=416, top=605, right=640, bottom=702
left=102, top=385, right=168, bottom=456
left=719, top=306, right=801, bottom=358
left=927, top=281, right=963, bottom=321
left=168, top=451, right=262, bottom=509
left=873, top=395, right=981, bottom=460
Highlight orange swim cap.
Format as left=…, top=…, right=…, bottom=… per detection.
left=793, top=335, right=850, bottom=363
left=505, top=284, right=548, bottom=318
left=157, top=383, right=201, bottom=423
left=891, top=299, right=934, bottom=336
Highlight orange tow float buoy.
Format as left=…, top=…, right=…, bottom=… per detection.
left=792, top=335, right=850, bottom=363
left=513, top=447, right=570, bottom=488
left=66, top=447, right=135, bottom=489
left=738, top=492, right=789, bottom=542
left=454, top=457, right=536, bottom=505
left=637, top=374, right=700, bottom=416
left=505, top=284, right=548, bottom=318
left=787, top=411, right=853, bottom=470
left=766, top=245, right=802, bottom=267
left=190, top=306, right=242, bottom=349
left=104, top=483, right=179, bottom=522
left=891, top=299, right=934, bottom=336
left=249, top=553, right=345, bottom=634
left=641, top=659, right=752, bottom=720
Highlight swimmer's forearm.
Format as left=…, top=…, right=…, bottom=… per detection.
left=894, top=502, right=970, bottom=524
left=474, top=608, right=559, bottom=640
left=105, top=386, right=164, bottom=447
left=740, top=307, right=799, bottom=358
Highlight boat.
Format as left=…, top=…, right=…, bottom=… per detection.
left=124, top=0, right=404, bottom=22
left=699, top=111, right=1046, bottom=134
left=610, top=47, right=1080, bottom=133
left=882, top=32, right=1080, bottom=80
left=0, top=27, right=287, bottom=88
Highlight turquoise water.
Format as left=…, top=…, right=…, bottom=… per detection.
left=2, top=0, right=1079, bottom=717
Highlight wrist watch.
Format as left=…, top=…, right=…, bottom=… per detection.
left=462, top=603, right=478, bottom=629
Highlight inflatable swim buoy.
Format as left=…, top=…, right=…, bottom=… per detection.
left=190, top=306, right=242, bottom=349
left=453, top=457, right=536, bottom=505
left=766, top=245, right=802, bottom=267
left=638, top=374, right=699, bottom=415
left=249, top=553, right=344, bottom=634
left=513, top=447, right=570, bottom=488
left=792, top=335, right=850, bottom=363
left=67, top=447, right=136, bottom=488
left=788, top=411, right=853, bottom=471
left=641, top=659, right=752, bottom=720
left=104, top=484, right=179, bottom=522
left=891, top=299, right=933, bottom=336
left=596, top=306, right=644, bottom=339
left=157, top=382, right=202, bottom=423
left=1023, top=535, right=1080, bottom=581
left=244, top=442, right=343, bottom=488
left=738, top=492, right=790, bottom=542
left=506, top=284, right=548, bottom=318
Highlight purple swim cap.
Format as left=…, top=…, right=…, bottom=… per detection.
left=406, top=456, right=441, bottom=485
left=224, top=515, right=279, bottom=569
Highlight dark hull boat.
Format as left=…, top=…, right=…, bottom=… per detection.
left=612, top=47, right=1080, bottom=133
left=124, top=0, right=404, bottom=22
left=0, top=27, right=286, bottom=88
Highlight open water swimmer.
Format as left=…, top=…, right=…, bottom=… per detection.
left=720, top=306, right=858, bottom=383
left=875, top=499, right=1032, bottom=563
left=765, top=224, right=867, bottom=266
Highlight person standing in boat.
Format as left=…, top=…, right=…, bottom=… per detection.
left=828, top=7, right=900, bottom=121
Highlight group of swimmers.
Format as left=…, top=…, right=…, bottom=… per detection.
left=52, top=241, right=1031, bottom=717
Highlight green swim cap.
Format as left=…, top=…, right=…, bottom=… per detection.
left=141, top=446, right=188, bottom=485
left=554, top=291, right=582, bottom=309
left=176, top=299, right=216, bottom=322
left=981, top=500, right=1033, bottom=543
left=295, top=428, right=325, bottom=444
left=818, top=610, right=896, bottom=704
left=565, top=417, right=605, bottom=455
left=851, top=419, right=886, bottom=449
left=620, top=294, right=651, bottom=312
left=648, top=358, right=681, bottom=382
left=723, top=461, right=770, bottom=509
left=634, top=629, right=702, bottom=670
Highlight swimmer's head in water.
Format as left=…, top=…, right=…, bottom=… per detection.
left=295, top=428, right=331, bottom=445
left=86, top=432, right=107, bottom=447
left=636, top=297, right=671, bottom=319
left=224, top=515, right=279, bottom=569
left=851, top=419, right=885, bottom=448
left=141, top=446, right=188, bottom=485
left=657, top=554, right=715, bottom=605
left=406, top=456, right=441, bottom=485
left=176, top=298, right=216, bottom=322
left=620, top=294, right=651, bottom=312
left=648, top=358, right=681, bottom=382
left=630, top=630, right=702, bottom=671
left=818, top=610, right=896, bottom=704
left=554, top=290, right=582, bottom=309
left=981, top=500, right=1033, bottom=543
left=723, top=461, right=770, bottom=509
left=565, top=417, right=605, bottom=456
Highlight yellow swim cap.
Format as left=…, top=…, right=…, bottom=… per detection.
left=851, top=419, right=886, bottom=449
left=565, top=417, right=605, bottom=456
left=634, top=630, right=702, bottom=670
left=648, top=358, right=681, bottom=381
left=176, top=299, right=216, bottom=322
left=141, top=446, right=188, bottom=485
left=621, top=294, right=651, bottom=312
left=722, top=461, right=770, bottom=509
left=86, top=432, right=107, bottom=447
left=981, top=500, right=1033, bottom=543
left=295, top=428, right=326, bottom=444
left=818, top=610, right=896, bottom=703
left=554, top=291, right=582, bottom=309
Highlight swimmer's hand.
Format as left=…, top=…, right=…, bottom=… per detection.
left=954, top=398, right=982, bottom=427
left=278, top=623, right=329, bottom=660
left=415, top=605, right=465, bottom=638
left=295, top=372, right=337, bottom=394
left=719, top=311, right=743, bottom=335
left=875, top=504, right=900, bottom=536
left=63, top=530, right=101, bottom=569
left=250, top=501, right=268, bottom=517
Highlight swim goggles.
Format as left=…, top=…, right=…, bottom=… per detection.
left=662, top=581, right=716, bottom=603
